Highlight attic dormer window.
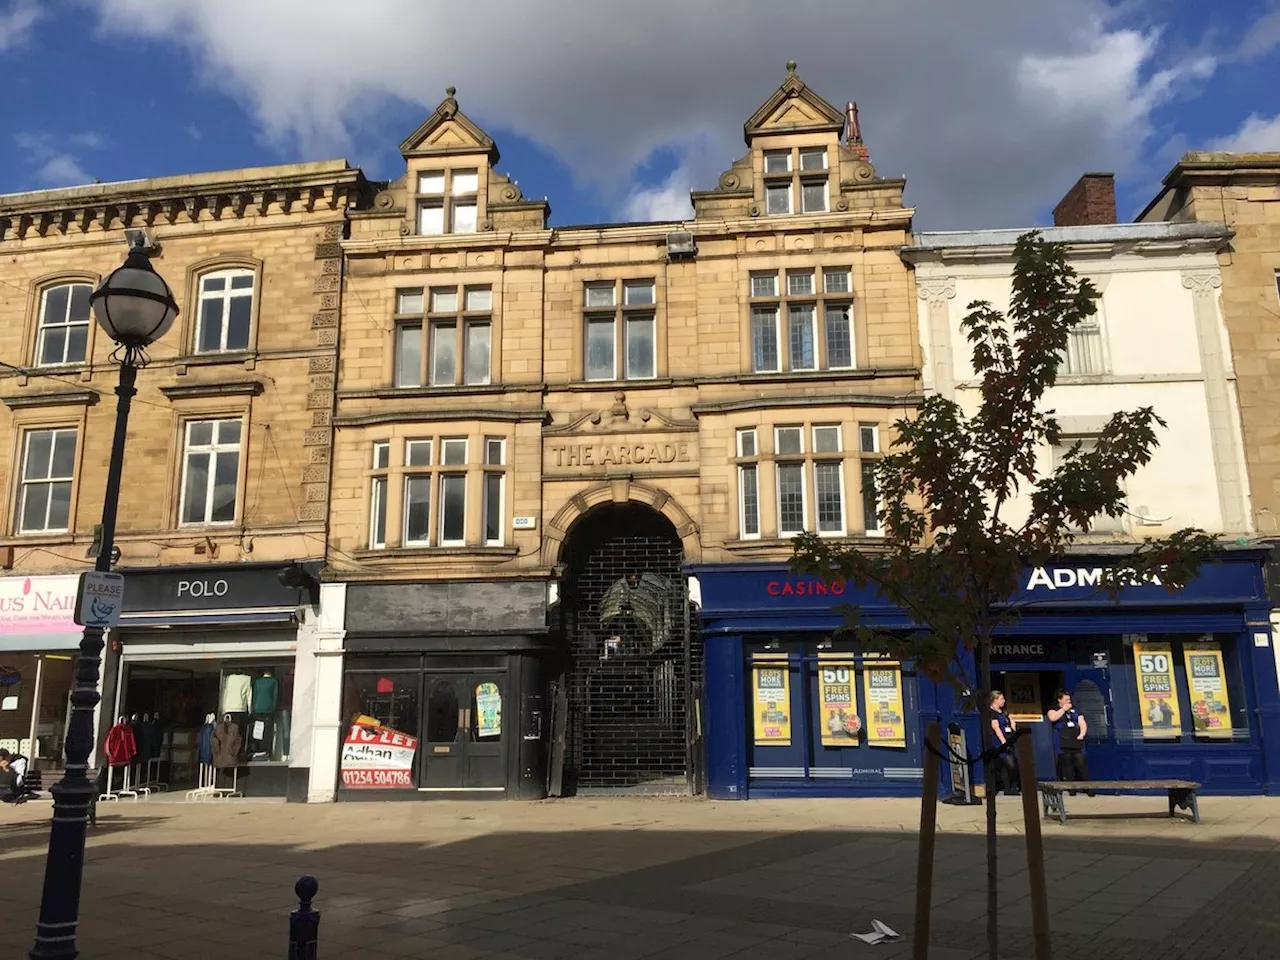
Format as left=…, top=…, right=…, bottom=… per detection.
left=417, top=168, right=479, bottom=235
left=763, top=147, right=830, bottom=216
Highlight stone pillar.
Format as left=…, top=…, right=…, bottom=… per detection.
left=917, top=278, right=957, bottom=398
left=1183, top=269, right=1251, bottom=534
left=306, top=582, right=347, bottom=803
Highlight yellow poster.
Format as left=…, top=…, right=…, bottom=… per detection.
left=1133, top=640, right=1181, bottom=738
left=817, top=654, right=861, bottom=747
left=752, top=655, right=792, bottom=746
left=862, top=658, right=906, bottom=748
left=1183, top=640, right=1233, bottom=738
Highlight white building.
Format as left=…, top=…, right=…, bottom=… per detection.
left=904, top=220, right=1252, bottom=541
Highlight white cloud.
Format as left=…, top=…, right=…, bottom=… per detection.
left=1208, top=113, right=1280, bottom=153
left=83, top=0, right=1213, bottom=228
left=14, top=131, right=102, bottom=187
left=0, top=0, right=40, bottom=53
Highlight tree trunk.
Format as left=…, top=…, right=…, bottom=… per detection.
left=978, top=635, right=998, bottom=960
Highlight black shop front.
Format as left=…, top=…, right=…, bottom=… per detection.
left=339, top=579, right=553, bottom=799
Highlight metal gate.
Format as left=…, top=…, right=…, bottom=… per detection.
left=562, top=504, right=701, bottom=793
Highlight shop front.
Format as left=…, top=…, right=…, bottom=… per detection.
left=334, top=579, right=553, bottom=800
left=0, top=574, right=83, bottom=773
left=694, top=550, right=1280, bottom=799
left=102, top=562, right=317, bottom=798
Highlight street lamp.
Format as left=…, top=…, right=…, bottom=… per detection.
left=30, top=247, right=177, bottom=960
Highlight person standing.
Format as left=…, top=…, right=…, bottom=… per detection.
left=988, top=690, right=1020, bottom=796
left=1047, top=689, right=1093, bottom=795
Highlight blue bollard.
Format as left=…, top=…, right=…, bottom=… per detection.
left=288, top=875, right=320, bottom=959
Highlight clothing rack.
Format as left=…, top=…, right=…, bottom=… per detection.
left=99, top=764, right=140, bottom=803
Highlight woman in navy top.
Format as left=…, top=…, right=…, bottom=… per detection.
left=988, top=690, right=1020, bottom=796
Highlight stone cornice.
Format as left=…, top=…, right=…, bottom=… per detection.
left=0, top=162, right=367, bottom=242
left=158, top=380, right=266, bottom=401
left=690, top=390, right=922, bottom=416
left=2, top=389, right=99, bottom=409
left=334, top=408, right=549, bottom=427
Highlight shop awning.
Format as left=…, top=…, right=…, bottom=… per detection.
left=117, top=609, right=296, bottom=629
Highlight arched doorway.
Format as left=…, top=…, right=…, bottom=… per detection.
left=558, top=502, right=700, bottom=793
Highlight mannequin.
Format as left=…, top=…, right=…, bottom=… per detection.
left=221, top=671, right=252, bottom=714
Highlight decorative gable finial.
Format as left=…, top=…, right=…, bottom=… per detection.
left=446, top=85, right=457, bottom=98
left=786, top=60, right=797, bottom=75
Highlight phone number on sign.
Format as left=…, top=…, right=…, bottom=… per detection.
left=341, top=769, right=412, bottom=788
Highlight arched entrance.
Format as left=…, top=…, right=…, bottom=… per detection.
left=558, top=502, right=700, bottom=793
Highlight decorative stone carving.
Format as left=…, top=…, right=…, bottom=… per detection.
left=311, top=310, right=338, bottom=329
left=374, top=190, right=396, bottom=211
left=311, top=410, right=332, bottom=427
left=835, top=197, right=848, bottom=211
left=314, top=241, right=341, bottom=260
left=322, top=222, right=343, bottom=241
left=850, top=162, right=875, bottom=182
left=315, top=329, right=337, bottom=347
left=308, top=356, right=336, bottom=373
left=303, top=427, right=329, bottom=446
left=610, top=391, right=628, bottom=422
left=399, top=222, right=411, bottom=236
left=319, top=293, right=338, bottom=310
left=719, top=172, right=741, bottom=190
left=312, top=275, right=340, bottom=293
left=299, top=502, right=326, bottom=521
left=1181, top=271, right=1223, bottom=296
left=749, top=202, right=762, bottom=217
left=917, top=278, right=957, bottom=303
left=499, top=183, right=523, bottom=202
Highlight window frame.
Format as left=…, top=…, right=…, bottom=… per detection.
left=749, top=267, right=855, bottom=374
left=17, top=427, right=78, bottom=535
left=34, top=282, right=93, bottom=368
left=415, top=168, right=480, bottom=236
left=582, top=279, right=658, bottom=382
left=736, top=427, right=760, bottom=541
left=1060, top=301, right=1109, bottom=376
left=178, top=417, right=244, bottom=528
left=813, top=459, right=847, bottom=537
left=776, top=461, right=808, bottom=536
left=369, top=441, right=391, bottom=550
left=194, top=267, right=256, bottom=355
left=763, top=147, right=830, bottom=217
left=394, top=283, right=494, bottom=388
left=438, top=473, right=468, bottom=547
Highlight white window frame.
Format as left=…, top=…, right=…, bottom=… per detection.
left=736, top=427, right=758, bottom=458
left=369, top=441, right=390, bottom=550
left=750, top=272, right=778, bottom=298
left=194, top=268, right=255, bottom=354
left=464, top=321, right=492, bottom=386
left=859, top=424, right=880, bottom=454
left=788, top=304, right=818, bottom=372
left=764, top=150, right=793, bottom=174
left=403, top=475, right=433, bottom=547
left=861, top=460, right=884, bottom=537
left=429, top=321, right=458, bottom=386
left=776, top=462, right=808, bottom=536
left=624, top=314, right=657, bottom=380
left=35, top=283, right=92, bottom=367
left=800, top=178, right=828, bottom=214
left=799, top=148, right=828, bottom=172
left=585, top=316, right=618, bottom=381
left=824, top=303, right=855, bottom=370
left=482, top=472, right=505, bottom=546
left=395, top=323, right=423, bottom=388
left=440, top=437, right=468, bottom=466
left=1060, top=304, right=1108, bottom=376
left=178, top=418, right=242, bottom=527
left=751, top=307, right=782, bottom=373
left=813, top=460, right=847, bottom=537
left=438, top=473, right=468, bottom=547
left=765, top=182, right=793, bottom=216
left=18, top=428, right=76, bottom=534
left=774, top=426, right=804, bottom=456
left=737, top=463, right=761, bottom=540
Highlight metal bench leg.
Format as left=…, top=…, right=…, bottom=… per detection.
left=1058, top=791, right=1068, bottom=825
left=1168, top=791, right=1176, bottom=819
left=1190, top=793, right=1200, bottom=824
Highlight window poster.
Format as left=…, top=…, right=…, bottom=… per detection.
left=475, top=682, right=502, bottom=739
left=752, top=654, right=792, bottom=746
left=1132, top=639, right=1181, bottom=738
left=862, top=657, right=906, bottom=748
left=1183, top=639, right=1233, bottom=738
left=1004, top=672, right=1042, bottom=721
left=340, top=718, right=418, bottom=788
left=817, top=654, right=861, bottom=747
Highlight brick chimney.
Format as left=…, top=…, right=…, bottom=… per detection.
left=1052, top=173, right=1116, bottom=226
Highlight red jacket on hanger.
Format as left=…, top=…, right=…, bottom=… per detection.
left=104, top=722, right=137, bottom=766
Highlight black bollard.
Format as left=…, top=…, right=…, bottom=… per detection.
left=288, top=875, right=320, bottom=960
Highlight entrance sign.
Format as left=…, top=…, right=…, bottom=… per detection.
left=340, top=721, right=418, bottom=788
left=1183, top=640, right=1233, bottom=738
left=817, top=654, right=861, bottom=746
left=73, top=572, right=124, bottom=628
left=1132, top=640, right=1181, bottom=737
left=752, top=654, right=792, bottom=745
left=862, top=658, right=906, bottom=748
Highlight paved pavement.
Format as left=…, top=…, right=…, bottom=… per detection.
left=1, top=792, right=1278, bottom=960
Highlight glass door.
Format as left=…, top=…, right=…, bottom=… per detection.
left=419, top=673, right=506, bottom=792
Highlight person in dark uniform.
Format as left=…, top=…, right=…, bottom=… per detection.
left=988, top=690, right=1020, bottom=796
left=0, top=748, right=35, bottom=804
left=1047, top=689, right=1094, bottom=795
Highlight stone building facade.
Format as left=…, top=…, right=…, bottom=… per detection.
left=0, top=163, right=366, bottom=796
left=311, top=67, right=921, bottom=800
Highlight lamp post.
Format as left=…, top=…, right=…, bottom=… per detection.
left=30, top=247, right=178, bottom=960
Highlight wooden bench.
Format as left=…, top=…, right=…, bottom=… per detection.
left=1038, top=779, right=1201, bottom=825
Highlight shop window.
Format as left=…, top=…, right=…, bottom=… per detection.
left=18, top=427, right=77, bottom=534
left=1123, top=635, right=1248, bottom=742
left=195, top=269, right=255, bottom=354
left=179, top=419, right=241, bottom=526
left=35, top=282, right=92, bottom=367
left=749, top=267, right=854, bottom=373
left=583, top=279, right=657, bottom=382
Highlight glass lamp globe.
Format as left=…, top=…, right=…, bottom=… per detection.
left=89, top=249, right=180, bottom=349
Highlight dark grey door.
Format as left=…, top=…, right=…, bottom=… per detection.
left=419, top=673, right=506, bottom=792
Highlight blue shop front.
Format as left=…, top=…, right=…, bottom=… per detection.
left=691, top=550, right=1280, bottom=799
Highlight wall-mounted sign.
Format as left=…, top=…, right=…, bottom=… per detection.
left=1132, top=639, right=1181, bottom=738
left=74, top=572, right=125, bottom=628
left=862, top=658, right=906, bottom=748
left=817, top=654, right=860, bottom=747
left=1183, top=640, right=1233, bottom=738
left=0, top=576, right=79, bottom=637
left=122, top=565, right=305, bottom=613
left=512, top=516, right=537, bottom=530
left=544, top=434, right=695, bottom=474
left=752, top=654, right=791, bottom=746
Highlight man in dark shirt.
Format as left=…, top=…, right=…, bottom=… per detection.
left=1047, top=690, right=1094, bottom=796
left=0, top=748, right=34, bottom=804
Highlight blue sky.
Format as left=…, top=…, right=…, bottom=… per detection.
left=2, top=1, right=1280, bottom=230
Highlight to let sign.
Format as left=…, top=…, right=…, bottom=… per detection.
left=74, top=572, right=125, bottom=628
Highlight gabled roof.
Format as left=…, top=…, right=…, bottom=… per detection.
left=743, top=62, right=845, bottom=143
left=399, top=87, right=498, bottom=160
